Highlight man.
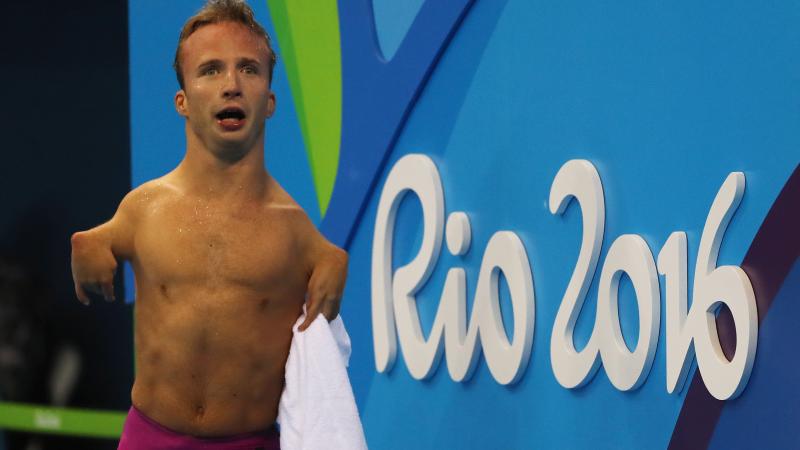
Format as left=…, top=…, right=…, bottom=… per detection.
left=70, top=1, right=347, bottom=448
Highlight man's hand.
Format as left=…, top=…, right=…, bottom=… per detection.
left=71, top=230, right=117, bottom=305
left=298, top=247, right=348, bottom=331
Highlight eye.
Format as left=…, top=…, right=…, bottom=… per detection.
left=241, top=65, right=259, bottom=75
left=201, top=66, right=219, bottom=76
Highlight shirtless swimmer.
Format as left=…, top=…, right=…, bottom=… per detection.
left=70, top=1, right=347, bottom=448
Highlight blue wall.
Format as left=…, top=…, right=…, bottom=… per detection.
left=130, top=1, right=799, bottom=448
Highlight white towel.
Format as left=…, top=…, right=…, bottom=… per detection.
left=277, top=313, right=368, bottom=450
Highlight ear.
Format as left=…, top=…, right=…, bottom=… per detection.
left=175, top=89, right=189, bottom=117
left=266, top=90, right=276, bottom=119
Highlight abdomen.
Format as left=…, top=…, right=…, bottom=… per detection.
left=131, top=281, right=303, bottom=437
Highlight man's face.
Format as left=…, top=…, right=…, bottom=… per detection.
left=175, top=21, right=275, bottom=157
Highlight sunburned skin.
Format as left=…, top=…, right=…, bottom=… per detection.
left=70, top=20, right=348, bottom=438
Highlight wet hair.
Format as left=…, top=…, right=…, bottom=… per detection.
left=173, top=0, right=277, bottom=89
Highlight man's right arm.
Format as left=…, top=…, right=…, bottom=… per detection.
left=70, top=189, right=141, bottom=305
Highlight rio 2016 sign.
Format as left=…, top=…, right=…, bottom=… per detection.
left=371, top=154, right=758, bottom=400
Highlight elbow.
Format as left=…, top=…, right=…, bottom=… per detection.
left=337, top=248, right=349, bottom=277
left=323, top=246, right=349, bottom=274
left=70, top=231, right=88, bottom=249
left=71, top=229, right=107, bottom=253
left=333, top=246, right=349, bottom=266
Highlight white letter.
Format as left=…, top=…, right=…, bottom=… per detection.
left=692, top=172, right=758, bottom=400
left=657, top=231, right=693, bottom=394
left=549, top=160, right=605, bottom=389
left=596, top=234, right=660, bottom=391
left=372, top=154, right=444, bottom=374
left=474, top=232, right=535, bottom=385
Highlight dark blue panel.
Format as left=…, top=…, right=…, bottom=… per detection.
left=321, top=0, right=474, bottom=247
left=709, top=260, right=800, bottom=449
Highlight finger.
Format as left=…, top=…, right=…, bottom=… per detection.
left=322, top=297, right=341, bottom=322
left=298, top=298, right=321, bottom=332
left=299, top=274, right=321, bottom=331
left=298, top=310, right=317, bottom=331
left=101, top=282, right=115, bottom=302
left=86, top=283, right=104, bottom=296
left=84, top=283, right=111, bottom=303
left=75, top=284, right=91, bottom=305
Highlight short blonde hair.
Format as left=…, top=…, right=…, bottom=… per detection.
left=173, top=0, right=277, bottom=88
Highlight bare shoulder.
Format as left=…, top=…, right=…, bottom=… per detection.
left=262, top=180, right=314, bottom=227
left=117, top=176, right=181, bottom=220
left=98, top=176, right=180, bottom=259
left=268, top=181, right=345, bottom=246
left=262, top=180, right=332, bottom=249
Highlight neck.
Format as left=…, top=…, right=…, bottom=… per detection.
left=175, top=126, right=270, bottom=201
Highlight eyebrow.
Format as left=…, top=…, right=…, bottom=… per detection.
left=237, top=58, right=262, bottom=68
left=195, top=58, right=263, bottom=71
left=196, top=59, right=222, bottom=72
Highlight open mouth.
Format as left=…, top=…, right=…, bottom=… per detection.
left=215, top=107, right=247, bottom=130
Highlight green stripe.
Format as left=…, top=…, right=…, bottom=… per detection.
left=266, top=0, right=310, bottom=158
left=0, top=402, right=125, bottom=438
left=266, top=0, right=342, bottom=217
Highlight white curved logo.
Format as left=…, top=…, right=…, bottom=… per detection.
left=371, top=154, right=535, bottom=385
left=372, top=155, right=757, bottom=399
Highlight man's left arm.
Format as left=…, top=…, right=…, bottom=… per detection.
left=298, top=233, right=349, bottom=332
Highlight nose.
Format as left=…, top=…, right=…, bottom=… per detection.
left=222, top=70, right=242, bottom=99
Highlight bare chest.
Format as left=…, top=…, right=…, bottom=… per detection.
left=134, top=200, right=307, bottom=291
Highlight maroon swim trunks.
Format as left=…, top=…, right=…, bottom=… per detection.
left=117, top=406, right=280, bottom=450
